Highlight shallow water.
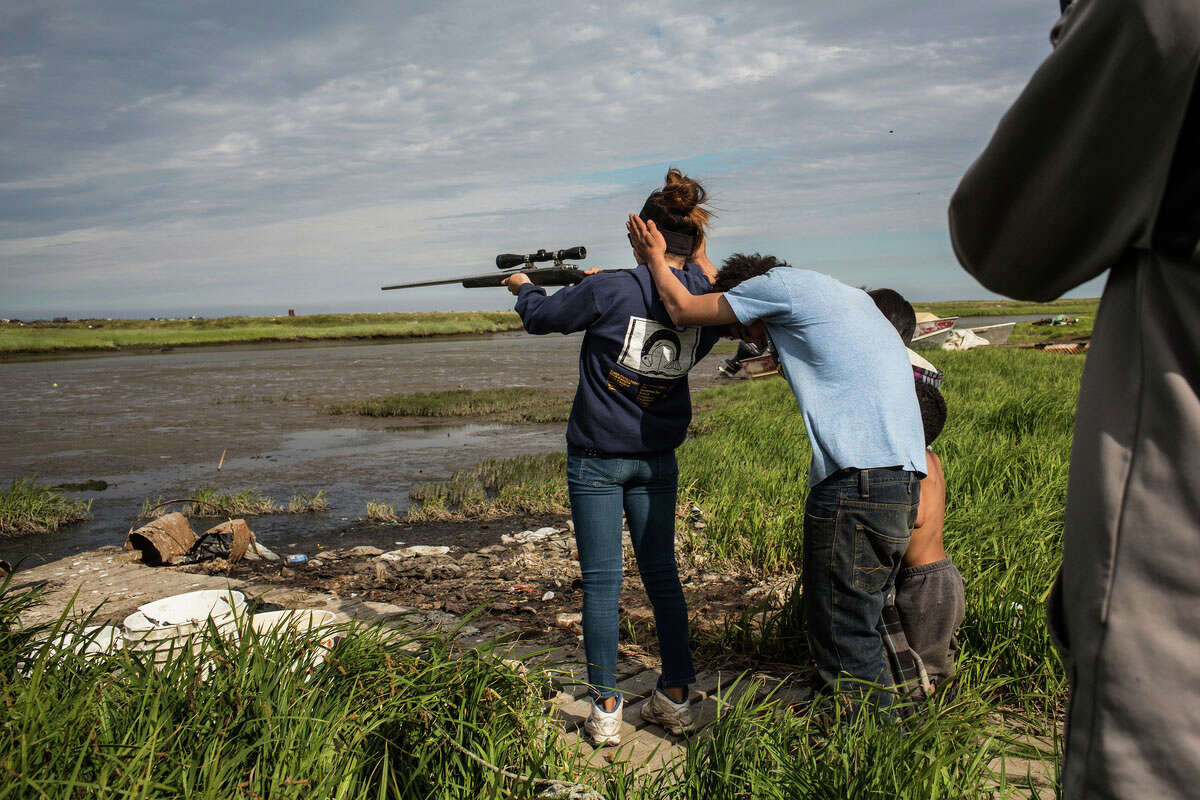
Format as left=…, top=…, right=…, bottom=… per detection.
left=0, top=332, right=724, bottom=562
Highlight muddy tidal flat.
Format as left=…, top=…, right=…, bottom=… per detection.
left=0, top=332, right=725, bottom=564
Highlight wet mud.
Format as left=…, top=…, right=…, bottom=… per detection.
left=0, top=333, right=724, bottom=563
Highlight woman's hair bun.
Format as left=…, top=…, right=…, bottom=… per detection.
left=646, top=167, right=711, bottom=234
left=661, top=167, right=706, bottom=212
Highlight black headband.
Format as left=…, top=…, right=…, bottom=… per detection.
left=661, top=229, right=695, bottom=256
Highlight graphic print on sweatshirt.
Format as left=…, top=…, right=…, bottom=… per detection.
left=616, top=317, right=702, bottom=379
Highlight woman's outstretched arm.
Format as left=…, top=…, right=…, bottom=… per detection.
left=504, top=273, right=601, bottom=334
left=627, top=215, right=736, bottom=327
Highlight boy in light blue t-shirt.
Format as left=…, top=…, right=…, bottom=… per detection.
left=628, top=215, right=926, bottom=709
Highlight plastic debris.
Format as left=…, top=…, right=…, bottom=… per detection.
left=541, top=591, right=555, bottom=601
left=123, top=590, right=245, bottom=666
left=286, top=554, right=308, bottom=565
left=501, top=527, right=563, bottom=545
left=379, top=545, right=450, bottom=561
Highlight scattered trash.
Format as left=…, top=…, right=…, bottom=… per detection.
left=242, top=535, right=280, bottom=562
left=286, top=554, right=308, bottom=565
left=249, top=608, right=340, bottom=671
left=1033, top=315, right=1079, bottom=326
left=941, top=329, right=990, bottom=351
left=379, top=545, right=450, bottom=561
left=47, top=625, right=123, bottom=659
left=555, top=612, right=583, bottom=630
left=510, top=584, right=534, bottom=593
left=501, top=527, right=562, bottom=545
left=1043, top=341, right=1089, bottom=354
left=191, top=519, right=253, bottom=564
left=341, top=545, right=384, bottom=558
left=125, top=512, right=197, bottom=566
left=123, top=590, right=245, bottom=665
left=541, top=591, right=555, bottom=601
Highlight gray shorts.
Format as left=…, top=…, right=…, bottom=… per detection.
left=893, top=558, right=966, bottom=685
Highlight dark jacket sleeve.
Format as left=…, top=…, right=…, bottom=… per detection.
left=948, top=0, right=1200, bottom=301
left=514, top=281, right=601, bottom=335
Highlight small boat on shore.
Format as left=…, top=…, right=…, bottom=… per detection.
left=914, top=313, right=957, bottom=339
left=912, top=326, right=956, bottom=350
left=911, top=312, right=959, bottom=350
left=967, top=321, right=1015, bottom=346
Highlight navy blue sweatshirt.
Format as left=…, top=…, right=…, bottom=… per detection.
left=515, top=264, right=719, bottom=454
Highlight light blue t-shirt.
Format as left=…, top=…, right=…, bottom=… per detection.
left=724, top=268, right=927, bottom=486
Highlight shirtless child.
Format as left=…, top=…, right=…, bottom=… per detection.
left=898, top=383, right=965, bottom=690
left=869, top=289, right=966, bottom=690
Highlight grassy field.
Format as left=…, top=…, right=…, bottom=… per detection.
left=914, top=297, right=1098, bottom=319
left=1, top=299, right=1099, bottom=358
left=0, top=479, right=93, bottom=538
left=0, top=311, right=523, bottom=357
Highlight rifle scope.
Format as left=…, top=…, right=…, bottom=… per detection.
left=495, top=246, right=586, bottom=270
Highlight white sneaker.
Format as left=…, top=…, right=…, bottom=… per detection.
left=641, top=688, right=695, bottom=735
left=584, top=697, right=622, bottom=746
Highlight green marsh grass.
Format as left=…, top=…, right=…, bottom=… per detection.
left=287, top=489, right=329, bottom=513
left=914, top=297, right=1098, bottom=319
left=0, top=478, right=93, bottom=537
left=0, top=311, right=523, bottom=357
left=406, top=453, right=569, bottom=521
left=366, top=500, right=401, bottom=523
left=140, top=486, right=280, bottom=518
left=329, top=387, right=571, bottom=423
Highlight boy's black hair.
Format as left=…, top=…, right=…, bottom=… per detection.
left=712, top=253, right=791, bottom=293
left=916, top=382, right=947, bottom=446
left=868, top=288, right=916, bottom=346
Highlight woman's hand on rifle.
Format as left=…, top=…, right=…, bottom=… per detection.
left=502, top=272, right=532, bottom=295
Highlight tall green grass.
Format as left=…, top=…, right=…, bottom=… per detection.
left=1, top=576, right=1055, bottom=797
left=0, top=479, right=93, bottom=537
left=0, top=581, right=593, bottom=800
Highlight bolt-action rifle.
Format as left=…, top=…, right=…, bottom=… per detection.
left=381, top=246, right=624, bottom=291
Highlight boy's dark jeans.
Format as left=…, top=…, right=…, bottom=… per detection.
left=803, top=466, right=920, bottom=709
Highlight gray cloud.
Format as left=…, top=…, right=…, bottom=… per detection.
left=0, top=0, right=1084, bottom=317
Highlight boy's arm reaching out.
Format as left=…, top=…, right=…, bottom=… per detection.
left=627, top=215, right=738, bottom=327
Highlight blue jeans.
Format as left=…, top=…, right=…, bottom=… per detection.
left=567, top=446, right=696, bottom=700
left=803, top=467, right=920, bottom=708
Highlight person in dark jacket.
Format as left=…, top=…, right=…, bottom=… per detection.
left=503, top=169, right=720, bottom=746
left=949, top=1, right=1200, bottom=795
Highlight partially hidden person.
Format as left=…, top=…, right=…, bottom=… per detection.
left=627, top=217, right=927, bottom=712
left=869, top=290, right=966, bottom=697
left=948, top=0, right=1200, bottom=795
left=503, top=169, right=720, bottom=746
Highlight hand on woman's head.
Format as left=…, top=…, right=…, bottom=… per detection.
left=627, top=214, right=667, bottom=265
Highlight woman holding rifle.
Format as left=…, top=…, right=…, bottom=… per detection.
left=503, top=169, right=718, bottom=746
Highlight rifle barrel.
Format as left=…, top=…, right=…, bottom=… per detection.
left=382, top=267, right=628, bottom=291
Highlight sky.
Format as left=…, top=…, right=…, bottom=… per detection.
left=0, top=0, right=1105, bottom=319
